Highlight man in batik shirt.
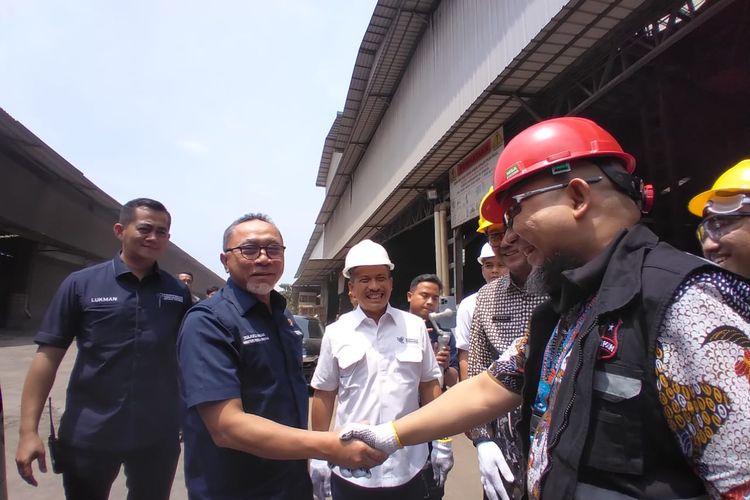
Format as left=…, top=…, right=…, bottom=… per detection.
left=467, top=227, right=546, bottom=500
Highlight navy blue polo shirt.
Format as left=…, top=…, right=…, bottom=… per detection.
left=177, top=280, right=311, bottom=500
left=35, top=255, right=191, bottom=451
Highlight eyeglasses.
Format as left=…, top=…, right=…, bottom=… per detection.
left=704, top=193, right=750, bottom=215
left=224, top=243, right=286, bottom=260
left=696, top=213, right=750, bottom=243
left=486, top=229, right=506, bottom=243
left=503, top=176, right=603, bottom=229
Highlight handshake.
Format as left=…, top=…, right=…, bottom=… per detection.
left=311, top=422, right=454, bottom=500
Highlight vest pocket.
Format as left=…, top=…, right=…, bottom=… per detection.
left=580, top=370, right=644, bottom=475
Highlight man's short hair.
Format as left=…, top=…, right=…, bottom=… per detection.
left=409, top=273, right=443, bottom=292
left=222, top=213, right=279, bottom=249
left=178, top=271, right=194, bottom=279
left=119, top=198, right=170, bottom=226
left=206, top=286, right=220, bottom=295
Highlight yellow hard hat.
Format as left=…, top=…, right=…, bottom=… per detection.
left=688, top=159, right=750, bottom=216
left=477, top=186, right=504, bottom=234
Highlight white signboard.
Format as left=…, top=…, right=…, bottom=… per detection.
left=449, top=130, right=504, bottom=228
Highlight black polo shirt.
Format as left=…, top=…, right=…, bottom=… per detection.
left=35, top=255, right=191, bottom=451
left=177, top=279, right=311, bottom=500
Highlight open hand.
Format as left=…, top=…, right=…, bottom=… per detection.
left=15, top=432, right=47, bottom=487
left=477, top=441, right=513, bottom=500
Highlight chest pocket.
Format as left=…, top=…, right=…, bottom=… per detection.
left=393, top=344, right=424, bottom=386
left=336, top=345, right=366, bottom=391
left=83, top=301, right=131, bottom=344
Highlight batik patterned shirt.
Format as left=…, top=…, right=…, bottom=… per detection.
left=467, top=274, right=547, bottom=490
left=488, top=269, right=750, bottom=499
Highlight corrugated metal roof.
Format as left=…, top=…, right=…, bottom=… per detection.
left=296, top=0, right=654, bottom=284
left=298, top=0, right=439, bottom=281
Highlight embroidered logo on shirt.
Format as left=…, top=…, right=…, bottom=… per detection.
left=158, top=293, right=184, bottom=303
left=91, top=296, right=118, bottom=303
left=396, top=336, right=419, bottom=344
left=598, top=319, right=621, bottom=360
left=242, top=332, right=270, bottom=344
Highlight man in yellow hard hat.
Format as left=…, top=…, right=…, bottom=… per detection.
left=454, top=188, right=508, bottom=381
left=454, top=188, right=547, bottom=500
left=688, top=159, right=750, bottom=278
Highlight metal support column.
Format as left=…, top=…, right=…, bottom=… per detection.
left=452, top=226, right=464, bottom=300
left=434, top=202, right=450, bottom=291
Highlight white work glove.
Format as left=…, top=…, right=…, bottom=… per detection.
left=310, top=459, right=331, bottom=500
left=477, top=441, right=514, bottom=500
left=335, top=464, right=371, bottom=479
left=430, top=439, right=454, bottom=488
left=338, top=422, right=401, bottom=479
left=338, top=422, right=402, bottom=455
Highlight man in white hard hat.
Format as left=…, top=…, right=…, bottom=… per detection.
left=454, top=242, right=507, bottom=381
left=309, top=240, right=448, bottom=500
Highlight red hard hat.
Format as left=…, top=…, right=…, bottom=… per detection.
left=481, top=117, right=636, bottom=222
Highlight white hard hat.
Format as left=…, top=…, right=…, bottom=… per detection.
left=342, top=239, right=395, bottom=278
left=477, top=243, right=495, bottom=264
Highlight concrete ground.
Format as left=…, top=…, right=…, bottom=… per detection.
left=0, top=334, right=482, bottom=499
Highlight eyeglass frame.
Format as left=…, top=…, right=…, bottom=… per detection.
left=502, top=176, right=603, bottom=229
left=696, top=213, right=750, bottom=243
left=224, top=243, right=286, bottom=260
left=486, top=228, right=506, bottom=243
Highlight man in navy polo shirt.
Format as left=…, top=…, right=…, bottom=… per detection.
left=15, top=198, right=191, bottom=500
left=177, top=213, right=386, bottom=500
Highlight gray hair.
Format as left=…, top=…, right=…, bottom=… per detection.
left=222, top=213, right=280, bottom=249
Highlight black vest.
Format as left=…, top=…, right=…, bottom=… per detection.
left=519, top=225, right=713, bottom=499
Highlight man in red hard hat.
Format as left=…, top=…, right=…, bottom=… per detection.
left=339, top=117, right=750, bottom=499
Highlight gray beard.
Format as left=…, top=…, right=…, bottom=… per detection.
left=525, top=251, right=582, bottom=297
left=246, top=282, right=275, bottom=296
left=525, top=266, right=548, bottom=295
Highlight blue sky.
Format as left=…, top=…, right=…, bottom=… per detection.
left=0, top=0, right=377, bottom=284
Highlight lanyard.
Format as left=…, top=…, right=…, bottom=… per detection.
left=533, top=298, right=596, bottom=415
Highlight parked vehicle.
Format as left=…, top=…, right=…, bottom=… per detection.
left=293, top=315, right=324, bottom=385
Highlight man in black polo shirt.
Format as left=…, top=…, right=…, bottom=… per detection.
left=177, top=213, right=385, bottom=500
left=15, top=198, right=191, bottom=500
